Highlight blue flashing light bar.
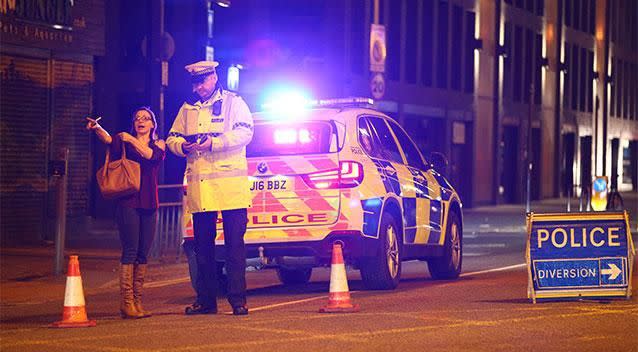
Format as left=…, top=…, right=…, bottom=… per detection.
left=311, top=97, right=374, bottom=108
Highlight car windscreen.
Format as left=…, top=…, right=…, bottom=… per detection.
left=246, top=121, right=335, bottom=157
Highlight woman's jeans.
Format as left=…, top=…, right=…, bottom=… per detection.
left=115, top=205, right=157, bottom=264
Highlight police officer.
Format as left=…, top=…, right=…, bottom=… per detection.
left=167, top=60, right=253, bottom=316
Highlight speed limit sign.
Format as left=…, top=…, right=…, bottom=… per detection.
left=370, top=72, right=385, bottom=99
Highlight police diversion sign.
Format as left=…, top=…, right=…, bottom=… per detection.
left=526, top=212, right=635, bottom=303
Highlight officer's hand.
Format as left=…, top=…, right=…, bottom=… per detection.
left=182, top=142, right=197, bottom=154
left=193, top=137, right=212, bottom=151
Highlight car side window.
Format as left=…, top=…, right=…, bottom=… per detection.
left=387, top=120, right=427, bottom=170
left=357, top=117, right=381, bottom=158
left=367, top=117, right=404, bottom=164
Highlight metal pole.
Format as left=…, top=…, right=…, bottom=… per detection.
left=526, top=84, right=533, bottom=213
left=567, top=186, right=571, bottom=212
left=493, top=0, right=503, bottom=205
left=54, top=148, right=69, bottom=275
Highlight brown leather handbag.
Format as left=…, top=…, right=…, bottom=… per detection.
left=96, top=144, right=140, bottom=199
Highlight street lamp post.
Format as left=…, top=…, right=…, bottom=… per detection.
left=526, top=84, right=534, bottom=214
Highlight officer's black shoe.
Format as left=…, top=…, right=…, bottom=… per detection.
left=232, top=306, right=248, bottom=316
left=185, top=303, right=217, bottom=315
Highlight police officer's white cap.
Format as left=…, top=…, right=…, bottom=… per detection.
left=184, top=61, right=219, bottom=77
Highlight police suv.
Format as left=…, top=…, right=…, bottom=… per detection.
left=199, top=97, right=463, bottom=290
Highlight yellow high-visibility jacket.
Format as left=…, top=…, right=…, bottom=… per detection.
left=167, top=89, right=254, bottom=212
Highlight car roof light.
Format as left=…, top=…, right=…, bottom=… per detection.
left=310, top=97, right=374, bottom=109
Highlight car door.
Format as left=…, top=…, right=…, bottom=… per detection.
left=386, top=119, right=444, bottom=245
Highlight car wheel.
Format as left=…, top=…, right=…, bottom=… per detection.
left=360, top=212, right=401, bottom=290
left=276, top=267, right=312, bottom=285
left=428, top=211, right=462, bottom=279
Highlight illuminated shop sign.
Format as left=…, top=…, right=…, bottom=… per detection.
left=0, top=0, right=73, bottom=28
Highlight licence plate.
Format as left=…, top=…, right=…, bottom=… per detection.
left=250, top=177, right=290, bottom=191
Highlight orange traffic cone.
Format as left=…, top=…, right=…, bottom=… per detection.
left=51, top=255, right=96, bottom=328
left=319, top=243, right=359, bottom=313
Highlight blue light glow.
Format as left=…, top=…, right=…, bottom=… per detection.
left=261, top=89, right=312, bottom=115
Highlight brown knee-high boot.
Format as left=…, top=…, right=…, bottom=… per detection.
left=120, top=264, right=143, bottom=319
left=133, top=264, right=152, bottom=318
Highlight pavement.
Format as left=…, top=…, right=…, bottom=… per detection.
left=1, top=192, right=636, bottom=312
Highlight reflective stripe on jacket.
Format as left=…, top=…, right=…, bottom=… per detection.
left=167, top=89, right=254, bottom=212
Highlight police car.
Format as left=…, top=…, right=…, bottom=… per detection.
left=189, top=97, right=463, bottom=290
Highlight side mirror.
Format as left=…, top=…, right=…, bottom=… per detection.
left=428, top=152, right=448, bottom=173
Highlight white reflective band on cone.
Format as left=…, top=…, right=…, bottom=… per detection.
left=63, top=276, right=86, bottom=306
left=329, top=263, right=349, bottom=293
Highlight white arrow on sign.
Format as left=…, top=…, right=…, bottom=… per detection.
left=601, top=263, right=622, bottom=280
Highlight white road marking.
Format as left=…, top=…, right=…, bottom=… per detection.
left=463, top=252, right=490, bottom=257
left=464, top=243, right=507, bottom=248
left=245, top=295, right=331, bottom=312
left=460, top=263, right=526, bottom=277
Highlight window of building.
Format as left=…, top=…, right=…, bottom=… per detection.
left=579, top=47, right=587, bottom=111
left=564, top=0, right=572, bottom=28
left=406, top=0, right=418, bottom=84
left=421, top=0, right=434, bottom=86
left=350, top=0, right=365, bottom=75
left=563, top=42, right=571, bottom=109
left=513, top=25, right=523, bottom=102
left=464, top=11, right=476, bottom=94
left=622, top=61, right=632, bottom=119
left=524, top=28, right=533, bottom=103
left=387, top=1, right=401, bottom=81
left=451, top=5, right=463, bottom=91
left=589, top=0, right=596, bottom=35
left=504, top=22, right=513, bottom=101
left=570, top=44, right=579, bottom=111
left=633, top=63, right=637, bottom=120
left=436, top=0, right=449, bottom=89
left=622, top=143, right=633, bottom=184
left=573, top=0, right=580, bottom=31
left=614, top=60, right=624, bottom=118
left=610, top=58, right=617, bottom=116
left=536, top=0, right=545, bottom=16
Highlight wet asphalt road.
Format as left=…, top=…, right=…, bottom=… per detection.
left=2, top=227, right=636, bottom=352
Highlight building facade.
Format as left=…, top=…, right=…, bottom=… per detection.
left=0, top=0, right=105, bottom=243
left=2, top=0, right=635, bottom=244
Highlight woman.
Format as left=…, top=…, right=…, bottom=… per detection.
left=86, top=107, right=165, bottom=319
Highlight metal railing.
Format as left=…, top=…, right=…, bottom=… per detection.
left=567, top=183, right=591, bottom=212
left=567, top=183, right=624, bottom=212
left=149, top=184, right=184, bottom=260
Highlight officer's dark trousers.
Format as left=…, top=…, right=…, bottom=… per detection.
left=192, top=208, right=247, bottom=309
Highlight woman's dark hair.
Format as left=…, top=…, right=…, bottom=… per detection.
left=131, top=106, right=158, bottom=141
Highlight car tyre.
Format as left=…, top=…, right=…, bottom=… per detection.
left=428, top=211, right=462, bottom=279
left=276, top=267, right=312, bottom=285
left=360, top=212, right=401, bottom=290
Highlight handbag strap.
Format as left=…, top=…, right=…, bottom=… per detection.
left=101, top=137, right=128, bottom=177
